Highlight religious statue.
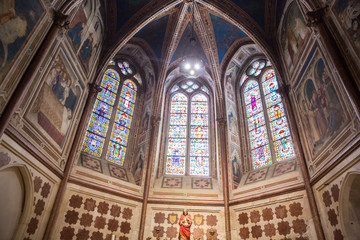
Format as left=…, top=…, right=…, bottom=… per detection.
left=178, top=209, right=192, bottom=240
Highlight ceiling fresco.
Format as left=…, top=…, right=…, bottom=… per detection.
left=115, top=0, right=151, bottom=31
left=170, top=23, right=209, bottom=64
left=134, top=15, right=170, bottom=60
left=209, top=13, right=248, bottom=64
left=230, top=0, right=266, bottom=29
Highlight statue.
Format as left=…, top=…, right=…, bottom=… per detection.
left=178, top=209, right=192, bottom=240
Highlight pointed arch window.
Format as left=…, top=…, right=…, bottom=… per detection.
left=166, top=81, right=210, bottom=176
left=82, top=61, right=138, bottom=166
left=242, top=60, right=295, bottom=169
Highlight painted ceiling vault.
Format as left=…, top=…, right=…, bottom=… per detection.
left=103, top=0, right=284, bottom=81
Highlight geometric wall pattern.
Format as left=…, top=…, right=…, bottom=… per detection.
left=235, top=198, right=312, bottom=239
left=146, top=209, right=225, bottom=239
left=318, top=177, right=344, bottom=240
left=55, top=191, right=137, bottom=240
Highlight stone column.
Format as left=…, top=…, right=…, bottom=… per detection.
left=0, top=10, right=71, bottom=138
left=138, top=115, right=161, bottom=240
left=43, top=82, right=101, bottom=239
left=306, top=7, right=360, bottom=117
left=216, top=117, right=231, bottom=240
left=277, top=85, right=326, bottom=240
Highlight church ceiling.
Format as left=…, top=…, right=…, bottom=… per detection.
left=104, top=0, right=283, bottom=83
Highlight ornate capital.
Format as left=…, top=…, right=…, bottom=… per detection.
left=216, top=117, right=227, bottom=128
left=306, top=6, right=329, bottom=27
left=53, top=10, right=70, bottom=29
left=88, top=82, right=102, bottom=95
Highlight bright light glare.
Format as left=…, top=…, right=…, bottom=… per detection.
left=194, top=63, right=200, bottom=70
left=189, top=70, right=195, bottom=75
left=184, top=63, right=191, bottom=70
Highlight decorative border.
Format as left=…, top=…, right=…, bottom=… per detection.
left=81, top=153, right=103, bottom=173
left=108, top=164, right=129, bottom=182
left=244, top=167, right=269, bottom=185
left=161, top=177, right=183, bottom=188
left=191, top=177, right=213, bottom=189
left=272, top=159, right=297, bottom=177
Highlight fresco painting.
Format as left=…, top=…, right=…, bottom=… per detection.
left=333, top=0, right=360, bottom=55
left=133, top=146, right=145, bottom=186
left=296, top=49, right=346, bottom=156
left=28, top=51, right=83, bottom=147
left=0, top=0, right=44, bottom=79
left=67, top=0, right=103, bottom=72
left=280, top=1, right=310, bottom=71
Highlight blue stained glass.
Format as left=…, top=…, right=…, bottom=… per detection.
left=274, top=136, right=295, bottom=160
left=111, top=127, right=129, bottom=146
left=191, top=102, right=208, bottom=113
left=265, top=91, right=282, bottom=108
left=107, top=141, right=126, bottom=164
left=119, top=98, right=134, bottom=115
left=192, top=94, right=207, bottom=102
left=190, top=139, right=209, bottom=156
left=105, top=69, right=120, bottom=80
left=168, top=125, right=187, bottom=138
left=82, top=132, right=104, bottom=156
left=252, top=145, right=272, bottom=169
left=190, top=126, right=208, bottom=138
left=166, top=156, right=185, bottom=175
left=88, top=115, right=109, bottom=136
left=94, top=100, right=112, bottom=119
left=171, top=102, right=188, bottom=113
left=244, top=85, right=260, bottom=105
left=248, top=112, right=265, bottom=132
left=263, top=78, right=278, bottom=95
left=167, top=138, right=187, bottom=156
left=190, top=157, right=209, bottom=176
left=121, top=85, right=136, bottom=104
left=249, top=126, right=269, bottom=149
left=191, top=114, right=208, bottom=126
left=115, top=111, right=132, bottom=129
left=246, top=99, right=263, bottom=117
left=124, top=80, right=137, bottom=91
left=268, top=102, right=285, bottom=121
left=170, top=113, right=187, bottom=125
left=244, top=80, right=258, bottom=92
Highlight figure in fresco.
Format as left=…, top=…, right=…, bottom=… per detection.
left=297, top=55, right=345, bottom=155
left=178, top=209, right=192, bottom=240
left=133, top=154, right=143, bottom=185
left=281, top=2, right=310, bottom=68
left=335, top=0, right=360, bottom=51
left=232, top=156, right=241, bottom=183
left=29, top=54, right=82, bottom=146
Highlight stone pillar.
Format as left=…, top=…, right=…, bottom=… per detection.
left=216, top=117, right=231, bottom=240
left=306, top=6, right=360, bottom=117
left=138, top=115, right=161, bottom=240
left=0, top=10, right=71, bottom=138
left=277, top=85, right=326, bottom=240
left=43, top=83, right=101, bottom=238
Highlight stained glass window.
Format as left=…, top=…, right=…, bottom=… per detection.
left=244, top=80, right=272, bottom=168
left=262, top=69, right=295, bottom=161
left=190, top=94, right=209, bottom=175
left=83, top=69, right=120, bottom=156
left=166, top=81, right=210, bottom=176
left=82, top=60, right=139, bottom=166
left=242, top=64, right=296, bottom=169
left=166, top=93, right=187, bottom=175
left=107, top=80, right=137, bottom=165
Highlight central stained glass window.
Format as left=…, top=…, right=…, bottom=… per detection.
left=166, top=81, right=210, bottom=176
left=82, top=60, right=138, bottom=166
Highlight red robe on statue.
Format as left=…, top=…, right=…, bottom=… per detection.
left=178, top=214, right=192, bottom=240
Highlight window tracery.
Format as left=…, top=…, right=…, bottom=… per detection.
left=242, top=60, right=295, bottom=169
left=165, top=80, right=211, bottom=176
left=82, top=60, right=139, bottom=166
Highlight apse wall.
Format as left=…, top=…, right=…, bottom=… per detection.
left=276, top=1, right=360, bottom=239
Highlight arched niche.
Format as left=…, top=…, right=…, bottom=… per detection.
left=0, top=164, right=34, bottom=240
left=339, top=171, right=360, bottom=240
